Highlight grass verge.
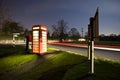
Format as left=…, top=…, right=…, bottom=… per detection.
left=0, top=44, right=37, bottom=75
left=0, top=45, right=120, bottom=80
left=65, top=41, right=120, bottom=46
left=19, top=48, right=120, bottom=80
left=0, top=54, right=37, bottom=75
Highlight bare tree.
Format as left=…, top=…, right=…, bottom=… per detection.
left=52, top=19, right=68, bottom=42
left=68, top=28, right=80, bottom=41
left=0, top=0, right=12, bottom=32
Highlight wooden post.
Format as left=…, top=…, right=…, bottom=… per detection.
left=25, top=36, right=29, bottom=52
left=13, top=35, right=15, bottom=47
left=90, top=17, right=94, bottom=74
left=88, top=40, right=90, bottom=60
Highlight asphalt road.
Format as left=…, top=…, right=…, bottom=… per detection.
left=48, top=44, right=120, bottom=61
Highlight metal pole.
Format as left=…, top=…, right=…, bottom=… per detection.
left=90, top=41, right=94, bottom=74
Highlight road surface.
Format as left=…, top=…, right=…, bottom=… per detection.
left=48, top=44, right=120, bottom=61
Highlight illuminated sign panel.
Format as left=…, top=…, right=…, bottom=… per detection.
left=32, top=26, right=40, bottom=29
left=32, top=25, right=47, bottom=54
left=32, top=31, right=39, bottom=53
left=42, top=31, right=47, bottom=52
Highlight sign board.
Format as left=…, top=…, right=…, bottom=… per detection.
left=32, top=25, right=47, bottom=54
left=87, top=8, right=99, bottom=74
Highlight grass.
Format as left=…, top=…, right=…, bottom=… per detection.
left=0, top=44, right=25, bottom=57
left=0, top=45, right=120, bottom=80
left=0, top=44, right=38, bottom=75
left=18, top=51, right=87, bottom=80
left=95, top=41, right=120, bottom=46
left=19, top=49, right=120, bottom=80
left=65, top=41, right=120, bottom=46
left=0, top=54, right=37, bottom=75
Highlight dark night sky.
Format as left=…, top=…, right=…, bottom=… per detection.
left=1, top=0, right=120, bottom=35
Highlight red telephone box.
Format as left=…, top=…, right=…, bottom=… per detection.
left=32, top=25, right=47, bottom=54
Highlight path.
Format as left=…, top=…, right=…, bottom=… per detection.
left=0, top=52, right=57, bottom=80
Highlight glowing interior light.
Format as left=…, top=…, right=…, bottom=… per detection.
left=41, top=31, right=47, bottom=52
left=32, top=25, right=47, bottom=54
left=33, top=27, right=39, bottom=29
left=33, top=31, right=39, bottom=36
left=41, top=27, right=47, bottom=30
left=33, top=30, right=39, bottom=53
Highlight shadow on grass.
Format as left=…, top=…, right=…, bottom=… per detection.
left=77, top=74, right=94, bottom=80
left=38, top=59, right=88, bottom=80
left=43, top=50, right=62, bottom=56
